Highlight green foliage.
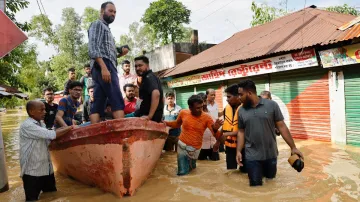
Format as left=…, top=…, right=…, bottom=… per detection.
left=5, top=0, right=30, bottom=31
left=82, top=7, right=99, bottom=30
left=119, top=22, right=158, bottom=62
left=29, top=7, right=90, bottom=90
left=141, top=0, right=191, bottom=45
left=0, top=97, right=23, bottom=109
left=250, top=1, right=286, bottom=27
left=326, top=4, right=360, bottom=16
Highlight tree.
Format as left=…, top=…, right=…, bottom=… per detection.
left=326, top=4, right=360, bottom=16
left=82, top=7, right=100, bottom=30
left=5, top=0, right=30, bottom=31
left=141, top=0, right=191, bottom=45
left=119, top=22, right=158, bottom=59
left=30, top=8, right=89, bottom=89
left=250, top=1, right=286, bottom=27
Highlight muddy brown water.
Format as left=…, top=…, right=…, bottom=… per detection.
left=1, top=110, right=360, bottom=202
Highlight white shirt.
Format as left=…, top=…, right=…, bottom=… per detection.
left=19, top=117, right=56, bottom=177
left=207, top=102, right=219, bottom=120
left=201, top=102, right=219, bottom=149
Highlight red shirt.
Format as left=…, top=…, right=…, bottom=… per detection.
left=124, top=97, right=137, bottom=115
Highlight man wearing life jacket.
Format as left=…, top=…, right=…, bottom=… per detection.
left=221, top=84, right=246, bottom=171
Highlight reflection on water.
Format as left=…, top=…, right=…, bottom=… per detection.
left=1, top=110, right=360, bottom=202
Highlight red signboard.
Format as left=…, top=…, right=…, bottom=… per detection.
left=0, top=10, right=28, bottom=58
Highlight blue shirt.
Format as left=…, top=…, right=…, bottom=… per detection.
left=163, top=104, right=182, bottom=136
left=56, top=97, right=80, bottom=128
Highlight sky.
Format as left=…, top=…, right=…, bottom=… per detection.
left=15, top=0, right=360, bottom=61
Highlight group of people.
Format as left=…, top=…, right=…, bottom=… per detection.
left=163, top=80, right=304, bottom=187
left=18, top=2, right=164, bottom=201
left=17, top=1, right=304, bottom=201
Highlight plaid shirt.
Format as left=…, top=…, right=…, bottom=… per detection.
left=88, top=19, right=117, bottom=68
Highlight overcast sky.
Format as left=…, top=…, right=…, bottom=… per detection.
left=15, top=0, right=360, bottom=61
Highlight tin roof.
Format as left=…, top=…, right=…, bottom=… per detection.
left=165, top=6, right=360, bottom=77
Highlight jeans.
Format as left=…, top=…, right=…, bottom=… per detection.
left=246, top=158, right=277, bottom=186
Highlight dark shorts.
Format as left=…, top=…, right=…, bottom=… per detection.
left=219, top=143, right=225, bottom=152
left=225, top=147, right=247, bottom=172
left=91, top=58, right=125, bottom=115
left=22, top=174, right=57, bottom=201
left=198, top=149, right=220, bottom=161
left=164, top=136, right=179, bottom=151
left=246, top=158, right=277, bottom=186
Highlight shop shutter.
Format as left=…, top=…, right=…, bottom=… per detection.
left=196, top=82, right=224, bottom=112
left=344, top=67, right=360, bottom=146
left=228, top=75, right=268, bottom=95
left=270, top=67, right=330, bottom=141
left=175, top=86, right=195, bottom=109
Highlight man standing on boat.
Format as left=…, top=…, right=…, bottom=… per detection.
left=55, top=81, right=82, bottom=128
left=236, top=80, right=304, bottom=186
left=88, top=1, right=129, bottom=124
left=20, top=101, right=73, bottom=201
left=164, top=95, right=223, bottom=176
left=133, top=56, right=164, bottom=122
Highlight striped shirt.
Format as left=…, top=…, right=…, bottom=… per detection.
left=19, top=117, right=56, bottom=177
left=88, top=19, right=118, bottom=69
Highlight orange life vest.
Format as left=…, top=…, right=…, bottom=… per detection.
left=223, top=104, right=240, bottom=148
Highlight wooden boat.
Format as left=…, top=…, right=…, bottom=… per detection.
left=49, top=118, right=168, bottom=197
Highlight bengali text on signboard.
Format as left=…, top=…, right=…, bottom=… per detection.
left=168, top=49, right=318, bottom=88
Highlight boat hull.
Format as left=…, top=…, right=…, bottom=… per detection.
left=49, top=118, right=168, bottom=197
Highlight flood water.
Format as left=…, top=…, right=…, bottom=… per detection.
left=1, top=110, right=360, bottom=202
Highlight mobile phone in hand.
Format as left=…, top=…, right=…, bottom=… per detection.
left=117, top=45, right=131, bottom=55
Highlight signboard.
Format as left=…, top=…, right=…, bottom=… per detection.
left=0, top=10, right=28, bottom=58
left=319, top=43, right=360, bottom=68
left=168, top=49, right=318, bottom=88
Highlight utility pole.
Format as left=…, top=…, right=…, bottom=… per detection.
left=0, top=0, right=9, bottom=193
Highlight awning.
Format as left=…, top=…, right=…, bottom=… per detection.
left=54, top=90, right=63, bottom=95
left=0, top=91, right=13, bottom=97
left=14, top=93, right=29, bottom=99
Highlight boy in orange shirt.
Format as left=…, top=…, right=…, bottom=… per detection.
left=164, top=95, right=223, bottom=176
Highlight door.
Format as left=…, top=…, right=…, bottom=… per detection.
left=270, top=67, right=331, bottom=141
left=344, top=67, right=360, bottom=146
left=175, top=86, right=195, bottom=109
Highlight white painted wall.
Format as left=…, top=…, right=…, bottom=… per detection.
left=329, top=71, right=347, bottom=144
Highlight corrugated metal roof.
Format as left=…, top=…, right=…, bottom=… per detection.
left=0, top=91, right=13, bottom=96
left=165, top=6, right=359, bottom=77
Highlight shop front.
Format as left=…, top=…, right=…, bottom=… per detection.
left=167, top=49, right=333, bottom=141
left=320, top=43, right=360, bottom=146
